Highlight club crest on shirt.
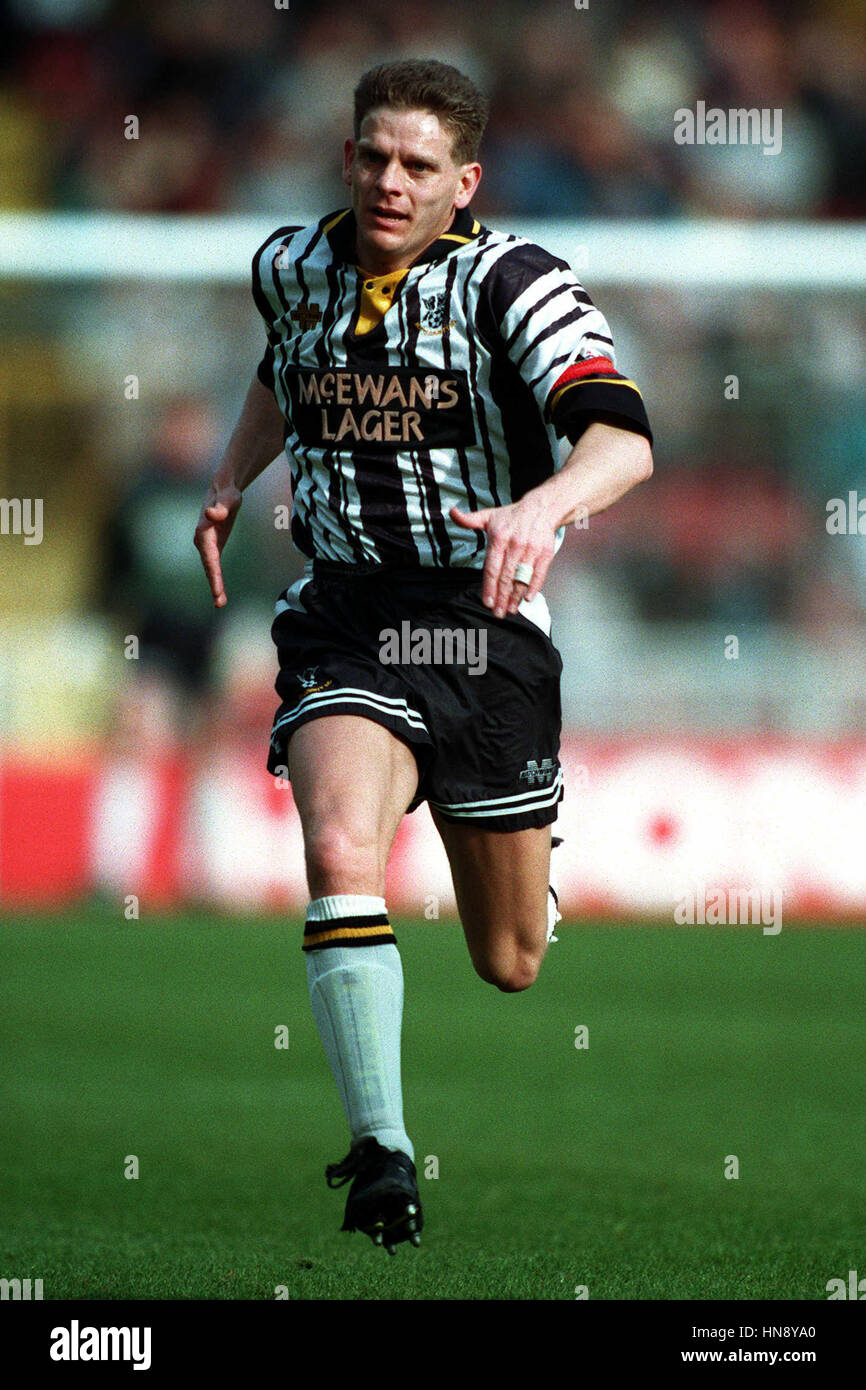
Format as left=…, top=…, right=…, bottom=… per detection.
left=297, top=666, right=333, bottom=695
left=416, top=291, right=453, bottom=335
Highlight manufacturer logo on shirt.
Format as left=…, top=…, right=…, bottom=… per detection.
left=290, top=302, right=322, bottom=332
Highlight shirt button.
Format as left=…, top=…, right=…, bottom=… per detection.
left=365, top=281, right=373, bottom=289
left=383, top=285, right=391, bottom=293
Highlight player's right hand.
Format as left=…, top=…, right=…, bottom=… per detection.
left=194, top=482, right=243, bottom=608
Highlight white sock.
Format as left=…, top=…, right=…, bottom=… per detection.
left=304, top=895, right=414, bottom=1161
left=548, top=835, right=563, bottom=943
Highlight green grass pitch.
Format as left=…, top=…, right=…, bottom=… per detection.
left=1, top=908, right=865, bottom=1300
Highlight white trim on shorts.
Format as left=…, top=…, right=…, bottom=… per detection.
left=269, top=685, right=429, bottom=746
left=430, top=767, right=564, bottom=820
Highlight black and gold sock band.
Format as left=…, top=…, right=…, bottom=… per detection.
left=302, top=913, right=396, bottom=952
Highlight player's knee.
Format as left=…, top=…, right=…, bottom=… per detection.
left=475, top=947, right=542, bottom=994
left=304, top=823, right=382, bottom=896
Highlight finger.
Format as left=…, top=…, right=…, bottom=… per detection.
left=481, top=533, right=507, bottom=610
left=210, top=565, right=227, bottom=606
left=204, top=502, right=230, bottom=522
left=502, top=546, right=546, bottom=617
left=523, top=551, right=553, bottom=604
left=195, top=527, right=227, bottom=606
left=506, top=553, right=549, bottom=614
left=205, top=553, right=227, bottom=606
left=492, top=544, right=527, bottom=618
left=450, top=505, right=490, bottom=531
left=506, top=583, right=529, bottom=615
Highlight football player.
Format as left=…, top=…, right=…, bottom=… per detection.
left=195, top=59, right=652, bottom=1253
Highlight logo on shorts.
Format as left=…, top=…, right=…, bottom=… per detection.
left=416, top=292, right=453, bottom=335
left=519, top=758, right=557, bottom=787
left=297, top=666, right=333, bottom=695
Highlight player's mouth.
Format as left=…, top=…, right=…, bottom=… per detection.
left=367, top=206, right=410, bottom=229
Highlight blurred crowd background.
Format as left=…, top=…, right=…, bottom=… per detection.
left=0, top=0, right=864, bottom=751
left=3, top=0, right=863, bottom=218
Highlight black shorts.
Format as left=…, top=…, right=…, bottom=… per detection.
left=267, top=561, right=564, bottom=831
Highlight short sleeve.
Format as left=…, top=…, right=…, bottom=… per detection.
left=480, top=242, right=652, bottom=446
left=257, top=342, right=275, bottom=392
left=251, top=224, right=306, bottom=394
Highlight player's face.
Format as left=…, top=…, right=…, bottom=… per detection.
left=343, top=107, right=481, bottom=275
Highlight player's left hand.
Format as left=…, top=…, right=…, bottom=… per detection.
left=450, top=496, right=558, bottom=619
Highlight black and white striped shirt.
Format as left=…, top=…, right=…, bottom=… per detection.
left=253, top=205, right=651, bottom=568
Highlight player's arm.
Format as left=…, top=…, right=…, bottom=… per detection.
left=194, top=373, right=285, bottom=608
left=452, top=245, right=653, bottom=618
left=452, top=417, right=651, bottom=617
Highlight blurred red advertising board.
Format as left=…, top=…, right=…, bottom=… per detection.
left=2, top=738, right=865, bottom=920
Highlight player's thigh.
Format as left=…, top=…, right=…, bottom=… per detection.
left=432, top=811, right=551, bottom=987
left=289, top=715, right=419, bottom=893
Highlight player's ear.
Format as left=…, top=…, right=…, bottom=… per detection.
left=454, top=162, right=482, bottom=208
left=342, top=139, right=356, bottom=187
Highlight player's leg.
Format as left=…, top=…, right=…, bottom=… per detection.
left=289, top=713, right=417, bottom=900
left=432, top=813, right=552, bottom=992
left=288, top=714, right=423, bottom=1248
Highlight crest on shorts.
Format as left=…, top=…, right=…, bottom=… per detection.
left=297, top=666, right=333, bottom=695
left=416, top=291, right=453, bottom=335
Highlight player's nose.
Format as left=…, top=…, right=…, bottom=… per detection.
left=375, top=157, right=404, bottom=195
